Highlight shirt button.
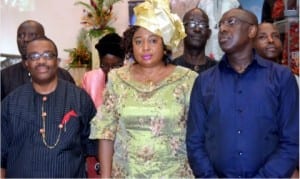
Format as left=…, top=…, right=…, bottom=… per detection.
left=239, top=152, right=243, bottom=156
left=237, top=130, right=241, bottom=134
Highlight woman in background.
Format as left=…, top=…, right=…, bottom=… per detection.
left=81, top=33, right=125, bottom=177
left=81, top=33, right=125, bottom=108
left=89, top=0, right=198, bottom=177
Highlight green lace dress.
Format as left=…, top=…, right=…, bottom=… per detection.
left=89, top=64, right=198, bottom=178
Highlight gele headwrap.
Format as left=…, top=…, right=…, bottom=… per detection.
left=134, top=0, right=186, bottom=51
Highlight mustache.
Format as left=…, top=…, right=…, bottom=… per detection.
left=35, top=64, right=49, bottom=69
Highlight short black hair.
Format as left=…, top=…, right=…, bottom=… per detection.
left=95, top=33, right=125, bottom=59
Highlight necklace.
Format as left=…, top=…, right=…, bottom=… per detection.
left=39, top=96, right=63, bottom=149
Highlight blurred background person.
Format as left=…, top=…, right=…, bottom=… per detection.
left=1, top=20, right=74, bottom=100
left=254, top=22, right=283, bottom=63
left=81, top=32, right=125, bottom=109
left=172, top=7, right=217, bottom=73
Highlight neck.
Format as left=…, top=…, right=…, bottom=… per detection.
left=227, top=50, right=253, bottom=73
left=32, top=78, right=58, bottom=95
left=131, top=62, right=169, bottom=84
left=184, top=49, right=206, bottom=65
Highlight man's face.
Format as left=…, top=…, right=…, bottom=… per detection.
left=17, top=22, right=44, bottom=59
left=183, top=9, right=211, bottom=50
left=254, top=23, right=282, bottom=61
left=25, top=40, right=58, bottom=84
left=218, top=9, right=254, bottom=54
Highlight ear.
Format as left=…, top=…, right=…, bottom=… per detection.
left=24, top=60, right=29, bottom=68
left=207, top=28, right=212, bottom=39
left=248, top=25, right=257, bottom=39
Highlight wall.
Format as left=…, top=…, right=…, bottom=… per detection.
left=0, top=0, right=129, bottom=65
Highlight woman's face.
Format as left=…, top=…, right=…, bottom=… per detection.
left=132, top=27, right=165, bottom=67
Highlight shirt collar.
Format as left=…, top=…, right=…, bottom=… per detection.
left=219, top=49, right=268, bottom=71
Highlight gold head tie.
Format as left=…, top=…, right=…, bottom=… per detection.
left=134, top=0, right=186, bottom=51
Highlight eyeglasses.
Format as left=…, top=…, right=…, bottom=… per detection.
left=184, top=21, right=209, bottom=30
left=27, top=52, right=57, bottom=61
left=218, top=17, right=254, bottom=28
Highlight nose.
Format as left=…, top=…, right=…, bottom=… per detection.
left=142, top=41, right=150, bottom=51
left=219, top=23, right=227, bottom=32
left=267, top=35, right=274, bottom=43
left=194, top=26, right=202, bottom=32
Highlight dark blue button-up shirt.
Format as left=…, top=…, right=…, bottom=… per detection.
left=186, top=51, right=299, bottom=178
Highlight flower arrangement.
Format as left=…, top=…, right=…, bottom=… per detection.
left=65, top=29, right=92, bottom=68
left=75, top=0, right=121, bottom=38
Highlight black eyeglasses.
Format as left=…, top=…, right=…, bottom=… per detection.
left=27, top=52, right=57, bottom=61
left=184, top=21, right=209, bottom=30
left=218, top=17, right=254, bottom=28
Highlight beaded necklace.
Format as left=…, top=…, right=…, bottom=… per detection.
left=39, top=96, right=63, bottom=149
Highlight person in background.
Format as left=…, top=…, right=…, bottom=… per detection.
left=89, top=0, right=198, bottom=177
left=254, top=22, right=283, bottom=63
left=81, top=33, right=125, bottom=177
left=254, top=22, right=299, bottom=119
left=186, top=8, right=299, bottom=178
left=197, top=0, right=240, bottom=61
left=81, top=32, right=125, bottom=108
left=1, top=20, right=75, bottom=100
left=1, top=37, right=96, bottom=178
left=172, top=7, right=217, bottom=73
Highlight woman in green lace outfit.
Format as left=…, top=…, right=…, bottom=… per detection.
left=89, top=0, right=198, bottom=177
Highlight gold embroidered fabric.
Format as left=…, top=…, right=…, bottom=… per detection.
left=134, top=0, right=186, bottom=51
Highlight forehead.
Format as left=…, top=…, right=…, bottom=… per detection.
left=27, top=40, right=55, bottom=52
left=258, top=23, right=279, bottom=33
left=184, top=9, right=208, bottom=22
left=221, top=9, right=248, bottom=21
left=18, top=23, right=41, bottom=33
left=101, top=54, right=122, bottom=64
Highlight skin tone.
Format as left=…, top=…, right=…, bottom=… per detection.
left=100, top=54, right=123, bottom=82
left=254, top=23, right=283, bottom=62
left=25, top=39, right=59, bottom=94
left=0, top=39, right=58, bottom=178
left=218, top=8, right=257, bottom=73
left=98, top=27, right=175, bottom=178
left=183, top=8, right=211, bottom=65
left=17, top=21, right=45, bottom=64
left=130, top=27, right=175, bottom=84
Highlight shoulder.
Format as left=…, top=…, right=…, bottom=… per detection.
left=171, top=55, right=184, bottom=65
left=2, top=83, right=32, bottom=104
left=174, top=66, right=198, bottom=83
left=256, top=55, right=294, bottom=78
left=57, top=67, right=75, bottom=83
left=1, top=62, right=23, bottom=75
left=206, top=56, right=218, bottom=66
left=83, top=68, right=103, bottom=78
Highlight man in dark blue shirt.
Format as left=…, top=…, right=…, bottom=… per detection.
left=1, top=37, right=96, bottom=177
left=186, top=8, right=299, bottom=178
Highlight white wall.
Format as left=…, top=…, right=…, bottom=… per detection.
left=0, top=0, right=129, bottom=64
